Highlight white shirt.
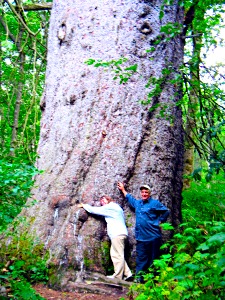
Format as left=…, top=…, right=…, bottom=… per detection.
left=82, top=202, right=128, bottom=239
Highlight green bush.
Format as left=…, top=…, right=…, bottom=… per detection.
left=0, top=222, right=49, bottom=299
left=0, top=157, right=39, bottom=231
left=182, top=172, right=225, bottom=223
left=5, top=278, right=45, bottom=300
left=130, top=173, right=225, bottom=300
left=130, top=222, right=225, bottom=300
left=0, top=156, right=47, bottom=299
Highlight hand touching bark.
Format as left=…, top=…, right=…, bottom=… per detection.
left=117, top=182, right=127, bottom=197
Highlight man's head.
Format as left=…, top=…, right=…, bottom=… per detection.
left=140, top=185, right=151, bottom=201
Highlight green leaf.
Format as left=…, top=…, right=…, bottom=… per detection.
left=84, top=58, right=96, bottom=65
left=125, top=64, right=138, bottom=72
left=160, top=223, right=174, bottom=230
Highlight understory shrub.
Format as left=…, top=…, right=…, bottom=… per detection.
left=130, top=221, right=225, bottom=300
left=129, top=173, right=225, bottom=300
left=0, top=221, right=49, bottom=299
left=182, top=172, right=225, bottom=223
left=0, top=157, right=39, bottom=231
left=0, top=156, right=47, bottom=299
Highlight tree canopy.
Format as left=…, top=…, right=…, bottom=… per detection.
left=0, top=0, right=50, bottom=161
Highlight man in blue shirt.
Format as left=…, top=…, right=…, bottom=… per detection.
left=117, top=182, right=170, bottom=283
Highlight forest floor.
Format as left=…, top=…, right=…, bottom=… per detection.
left=33, top=275, right=134, bottom=300
left=34, top=284, right=130, bottom=300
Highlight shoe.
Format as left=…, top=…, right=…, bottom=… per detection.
left=107, top=275, right=116, bottom=279
left=124, top=274, right=133, bottom=281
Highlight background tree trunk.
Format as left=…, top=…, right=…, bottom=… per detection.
left=10, top=28, right=25, bottom=154
left=24, top=0, right=184, bottom=286
left=183, top=34, right=202, bottom=189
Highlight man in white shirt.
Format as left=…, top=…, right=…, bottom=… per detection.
left=78, top=195, right=132, bottom=281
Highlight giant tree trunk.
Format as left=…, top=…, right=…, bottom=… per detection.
left=24, top=0, right=184, bottom=287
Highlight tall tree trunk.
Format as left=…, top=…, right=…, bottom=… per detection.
left=183, top=4, right=207, bottom=188
left=183, top=34, right=202, bottom=189
left=23, top=0, right=184, bottom=287
left=10, top=29, right=25, bottom=154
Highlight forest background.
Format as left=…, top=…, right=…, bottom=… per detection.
left=0, top=0, right=225, bottom=299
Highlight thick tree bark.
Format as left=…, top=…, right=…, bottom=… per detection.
left=24, top=0, right=184, bottom=287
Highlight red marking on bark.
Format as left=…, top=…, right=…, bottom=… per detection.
left=50, top=195, right=71, bottom=208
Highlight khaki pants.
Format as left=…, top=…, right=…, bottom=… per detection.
left=110, top=235, right=132, bottom=279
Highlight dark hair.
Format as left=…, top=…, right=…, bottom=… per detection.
left=100, top=195, right=114, bottom=203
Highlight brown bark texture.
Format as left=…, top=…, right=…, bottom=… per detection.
left=23, top=0, right=184, bottom=287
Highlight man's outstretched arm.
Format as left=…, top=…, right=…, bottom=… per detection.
left=117, top=182, right=128, bottom=197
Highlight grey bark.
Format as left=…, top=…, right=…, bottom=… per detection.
left=23, top=0, right=184, bottom=286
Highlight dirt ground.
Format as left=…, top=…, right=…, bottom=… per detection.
left=34, top=283, right=132, bottom=300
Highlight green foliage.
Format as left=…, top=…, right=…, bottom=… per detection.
left=0, top=1, right=50, bottom=161
left=151, top=22, right=183, bottom=43
left=182, top=59, right=225, bottom=174
left=0, top=155, right=45, bottom=298
left=100, top=240, right=114, bottom=273
left=130, top=173, right=225, bottom=300
left=0, top=156, right=39, bottom=232
left=85, top=57, right=138, bottom=84
left=7, top=279, right=45, bottom=300
left=182, top=172, right=225, bottom=222
left=0, top=222, right=49, bottom=299
left=131, top=225, right=225, bottom=299
left=160, top=22, right=183, bottom=39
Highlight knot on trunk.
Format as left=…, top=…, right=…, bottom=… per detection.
left=139, top=21, right=152, bottom=34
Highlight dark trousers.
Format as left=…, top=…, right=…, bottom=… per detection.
left=136, top=238, right=161, bottom=277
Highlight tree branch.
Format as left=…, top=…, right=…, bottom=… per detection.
left=0, top=15, right=16, bottom=43
left=182, top=34, right=202, bottom=39
left=4, top=0, right=36, bottom=36
left=19, top=3, right=52, bottom=11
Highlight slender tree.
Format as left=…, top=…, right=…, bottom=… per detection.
left=182, top=1, right=225, bottom=184
left=0, top=0, right=49, bottom=160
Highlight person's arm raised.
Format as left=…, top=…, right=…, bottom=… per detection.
left=117, top=182, right=127, bottom=197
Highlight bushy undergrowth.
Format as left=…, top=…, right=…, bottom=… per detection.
left=0, top=220, right=49, bottom=299
left=1, top=155, right=225, bottom=299
left=0, top=157, right=47, bottom=299
left=129, top=172, right=225, bottom=300
left=182, top=173, right=225, bottom=223
left=0, top=157, right=39, bottom=231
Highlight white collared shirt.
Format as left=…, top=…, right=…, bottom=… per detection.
left=82, top=202, right=128, bottom=239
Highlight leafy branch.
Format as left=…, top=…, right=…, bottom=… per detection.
left=85, top=57, right=138, bottom=84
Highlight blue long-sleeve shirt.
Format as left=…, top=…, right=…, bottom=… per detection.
left=126, top=193, right=170, bottom=242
